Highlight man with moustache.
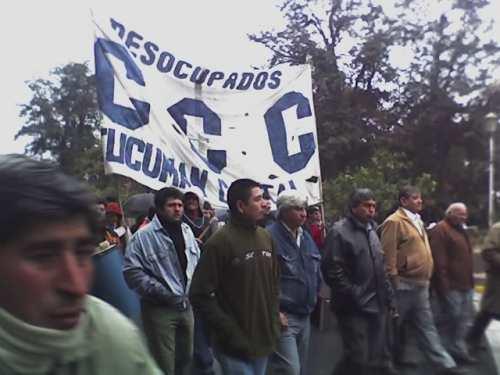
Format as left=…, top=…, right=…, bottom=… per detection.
left=322, top=188, right=396, bottom=375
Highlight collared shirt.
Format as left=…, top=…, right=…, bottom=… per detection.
left=402, top=207, right=424, bottom=235
left=280, top=221, right=303, bottom=247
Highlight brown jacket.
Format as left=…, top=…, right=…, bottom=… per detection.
left=380, top=208, right=433, bottom=286
left=428, top=219, right=474, bottom=294
left=479, top=223, right=500, bottom=314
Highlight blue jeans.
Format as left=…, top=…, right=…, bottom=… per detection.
left=216, top=352, right=268, bottom=375
left=395, top=284, right=456, bottom=369
left=193, top=313, right=214, bottom=374
left=434, top=289, right=474, bottom=357
left=268, top=313, right=310, bottom=375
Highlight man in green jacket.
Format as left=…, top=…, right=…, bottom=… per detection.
left=0, top=154, right=161, bottom=375
left=189, top=179, right=281, bottom=375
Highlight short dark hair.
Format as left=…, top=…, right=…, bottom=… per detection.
left=154, top=187, right=184, bottom=210
left=307, top=205, right=320, bottom=215
left=349, top=188, right=375, bottom=209
left=0, top=154, right=99, bottom=244
left=398, top=185, right=420, bottom=204
left=227, top=179, right=261, bottom=215
left=262, top=190, right=271, bottom=201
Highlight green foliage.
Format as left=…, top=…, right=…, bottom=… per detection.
left=250, top=0, right=399, bottom=178
left=17, top=63, right=102, bottom=178
left=322, top=150, right=436, bottom=222
left=252, top=0, right=500, bottom=226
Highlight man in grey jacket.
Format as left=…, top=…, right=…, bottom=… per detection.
left=124, top=187, right=201, bottom=375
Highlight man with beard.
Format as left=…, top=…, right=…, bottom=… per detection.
left=124, top=187, right=201, bottom=375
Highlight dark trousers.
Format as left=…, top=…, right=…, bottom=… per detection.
left=334, top=311, right=390, bottom=375
left=193, top=313, right=215, bottom=374
left=467, top=310, right=500, bottom=345
left=141, top=300, right=194, bottom=375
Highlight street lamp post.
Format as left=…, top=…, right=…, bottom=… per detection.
left=485, top=112, right=498, bottom=227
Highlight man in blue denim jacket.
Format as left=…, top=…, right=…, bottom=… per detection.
left=123, top=187, right=201, bottom=375
left=267, top=192, right=322, bottom=375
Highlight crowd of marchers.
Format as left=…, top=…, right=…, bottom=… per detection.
left=0, top=154, right=499, bottom=375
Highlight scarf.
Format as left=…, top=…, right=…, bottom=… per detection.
left=0, top=304, right=94, bottom=374
left=158, top=215, right=187, bottom=285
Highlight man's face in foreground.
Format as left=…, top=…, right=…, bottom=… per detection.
left=0, top=217, right=94, bottom=330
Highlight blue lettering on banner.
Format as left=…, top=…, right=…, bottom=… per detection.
left=218, top=178, right=229, bottom=203
left=110, top=18, right=125, bottom=39
left=178, top=163, right=192, bottom=189
left=106, top=128, right=126, bottom=163
left=140, top=41, right=159, bottom=65
left=159, top=158, right=179, bottom=186
left=105, top=128, right=213, bottom=195
left=142, top=143, right=162, bottom=178
left=264, top=91, right=316, bottom=174
left=167, top=98, right=227, bottom=173
left=125, top=137, right=145, bottom=171
left=190, top=167, right=209, bottom=197
left=94, top=38, right=151, bottom=130
left=107, top=17, right=283, bottom=91
left=174, top=60, right=193, bottom=79
left=125, top=30, right=143, bottom=57
left=104, top=128, right=305, bottom=205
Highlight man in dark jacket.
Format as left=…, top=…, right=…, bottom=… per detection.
left=189, top=179, right=280, bottom=375
left=429, top=203, right=476, bottom=363
left=322, top=188, right=396, bottom=375
left=267, top=192, right=322, bottom=375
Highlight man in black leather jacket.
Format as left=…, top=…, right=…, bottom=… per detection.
left=321, top=188, right=397, bottom=375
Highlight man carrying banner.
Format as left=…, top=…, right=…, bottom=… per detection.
left=190, top=179, right=280, bottom=375
left=123, top=187, right=201, bottom=375
left=0, top=154, right=161, bottom=375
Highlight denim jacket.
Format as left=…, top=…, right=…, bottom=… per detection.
left=123, top=215, right=200, bottom=307
left=268, top=221, right=322, bottom=316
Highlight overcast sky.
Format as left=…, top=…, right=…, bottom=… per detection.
left=1, top=0, right=499, bottom=155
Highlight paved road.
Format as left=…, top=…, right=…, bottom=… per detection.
left=307, top=312, right=498, bottom=375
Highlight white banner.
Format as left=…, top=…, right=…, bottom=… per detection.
left=92, top=10, right=321, bottom=207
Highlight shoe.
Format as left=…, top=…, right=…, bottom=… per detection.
left=466, top=338, right=487, bottom=356
left=451, top=351, right=478, bottom=365
left=394, top=358, right=418, bottom=369
left=381, top=364, right=400, bottom=375
left=436, top=366, right=469, bottom=375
